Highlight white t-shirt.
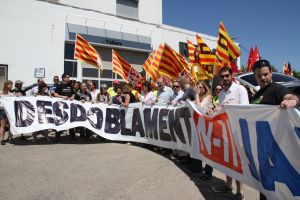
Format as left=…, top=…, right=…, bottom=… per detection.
left=171, top=90, right=184, bottom=105
left=141, top=91, right=157, bottom=105
left=157, top=86, right=174, bottom=104
left=90, top=89, right=100, bottom=101
left=218, top=82, right=249, bottom=107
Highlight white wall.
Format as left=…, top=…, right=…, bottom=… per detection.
left=139, top=0, right=162, bottom=24
left=60, top=0, right=116, bottom=15
left=0, top=0, right=239, bottom=87
left=0, top=0, right=67, bottom=86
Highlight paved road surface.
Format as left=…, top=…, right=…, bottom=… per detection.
left=0, top=137, right=258, bottom=200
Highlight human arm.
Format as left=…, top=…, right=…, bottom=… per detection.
left=121, top=94, right=130, bottom=107
left=280, top=94, right=299, bottom=108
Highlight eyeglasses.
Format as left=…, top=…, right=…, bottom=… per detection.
left=220, top=74, right=230, bottom=78
left=173, top=85, right=180, bottom=88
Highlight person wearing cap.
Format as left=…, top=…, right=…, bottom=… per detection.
left=107, top=80, right=120, bottom=97
left=13, top=80, right=26, bottom=96
left=97, top=83, right=112, bottom=104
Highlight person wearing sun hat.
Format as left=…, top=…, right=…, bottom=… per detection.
left=13, top=80, right=26, bottom=96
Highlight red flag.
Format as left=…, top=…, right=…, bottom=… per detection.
left=161, top=75, right=172, bottom=87
left=251, top=46, right=260, bottom=67
left=127, top=67, right=143, bottom=85
left=230, top=61, right=239, bottom=74
left=246, top=47, right=254, bottom=71
left=179, top=68, right=194, bottom=83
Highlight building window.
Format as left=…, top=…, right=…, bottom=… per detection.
left=0, top=64, right=8, bottom=90
left=82, top=68, right=99, bottom=78
left=65, top=43, right=75, bottom=59
left=64, top=61, right=77, bottom=77
left=116, top=0, right=138, bottom=20
left=101, top=69, right=112, bottom=79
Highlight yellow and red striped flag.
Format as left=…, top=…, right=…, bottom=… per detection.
left=187, top=40, right=199, bottom=66
left=196, top=34, right=221, bottom=67
left=74, top=34, right=103, bottom=70
left=216, top=21, right=241, bottom=64
left=112, top=50, right=132, bottom=82
left=142, top=44, right=164, bottom=83
left=196, top=34, right=222, bottom=76
left=158, top=43, right=190, bottom=80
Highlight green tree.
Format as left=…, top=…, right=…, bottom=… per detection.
left=271, top=65, right=278, bottom=72
left=292, top=70, right=300, bottom=79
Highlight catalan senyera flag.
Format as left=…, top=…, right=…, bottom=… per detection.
left=142, top=44, right=164, bottom=83
left=112, top=50, right=132, bottom=82
left=216, top=32, right=231, bottom=67
left=158, top=43, right=190, bottom=80
left=196, top=34, right=222, bottom=76
left=283, top=61, right=289, bottom=75
left=74, top=34, right=103, bottom=70
left=216, top=21, right=241, bottom=62
left=196, top=35, right=220, bottom=66
left=187, top=40, right=198, bottom=66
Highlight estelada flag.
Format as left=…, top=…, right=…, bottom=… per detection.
left=112, top=50, right=132, bottom=82
left=74, top=34, right=103, bottom=70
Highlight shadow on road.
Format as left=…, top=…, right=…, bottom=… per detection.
left=8, top=133, right=237, bottom=200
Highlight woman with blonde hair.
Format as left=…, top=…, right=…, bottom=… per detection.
left=121, top=84, right=136, bottom=107
left=189, top=81, right=213, bottom=176
left=194, top=81, right=213, bottom=110
left=0, top=80, right=15, bottom=145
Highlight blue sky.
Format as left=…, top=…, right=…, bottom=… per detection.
left=162, top=0, right=300, bottom=71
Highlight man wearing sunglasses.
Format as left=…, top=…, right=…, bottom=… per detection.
left=169, top=80, right=184, bottom=106
left=217, top=66, right=249, bottom=200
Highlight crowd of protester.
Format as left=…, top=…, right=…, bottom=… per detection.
left=0, top=60, right=299, bottom=200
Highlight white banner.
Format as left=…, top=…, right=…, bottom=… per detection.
left=1, top=96, right=300, bottom=199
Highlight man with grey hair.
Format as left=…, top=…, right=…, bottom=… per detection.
left=156, top=77, right=173, bottom=104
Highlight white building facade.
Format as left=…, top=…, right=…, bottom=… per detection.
left=0, top=0, right=239, bottom=88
